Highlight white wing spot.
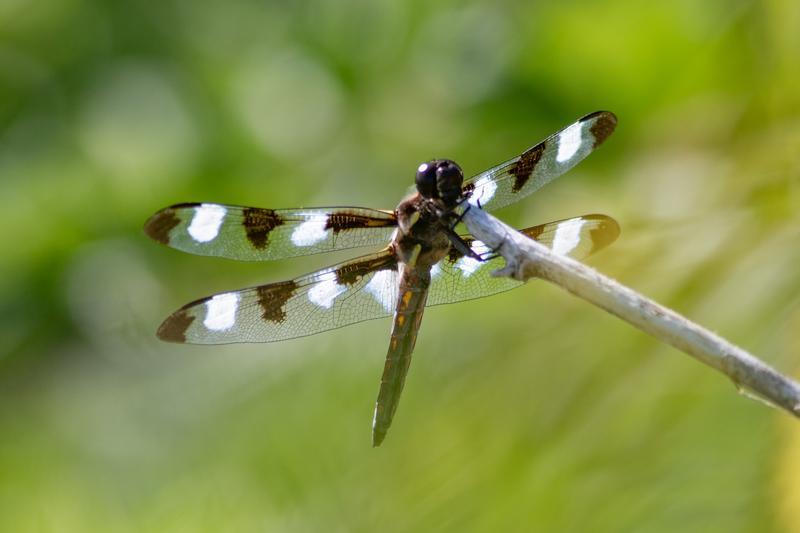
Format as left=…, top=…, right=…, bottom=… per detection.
left=308, top=269, right=346, bottom=309
left=291, top=214, right=329, bottom=247
left=471, top=240, right=492, bottom=257
left=556, top=122, right=583, bottom=163
left=203, top=292, right=239, bottom=331
left=188, top=204, right=226, bottom=242
left=364, top=269, right=398, bottom=313
left=467, top=175, right=498, bottom=207
left=456, top=256, right=482, bottom=276
left=430, top=263, right=443, bottom=279
left=551, top=218, right=585, bottom=256
left=455, top=240, right=490, bottom=277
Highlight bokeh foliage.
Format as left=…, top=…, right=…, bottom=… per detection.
left=1, top=0, right=799, bottom=531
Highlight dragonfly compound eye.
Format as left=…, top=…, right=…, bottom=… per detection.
left=435, top=159, right=464, bottom=206
left=415, top=161, right=439, bottom=199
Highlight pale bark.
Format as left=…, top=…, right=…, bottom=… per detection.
left=462, top=207, right=800, bottom=418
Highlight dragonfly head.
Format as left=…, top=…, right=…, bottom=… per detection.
left=415, top=159, right=464, bottom=207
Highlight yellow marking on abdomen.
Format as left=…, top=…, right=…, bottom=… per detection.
left=401, top=291, right=413, bottom=306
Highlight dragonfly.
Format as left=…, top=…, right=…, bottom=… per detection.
left=145, top=110, right=619, bottom=446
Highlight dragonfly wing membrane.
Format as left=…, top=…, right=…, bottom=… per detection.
left=145, top=203, right=397, bottom=261
left=463, top=111, right=617, bottom=212
left=427, top=214, right=620, bottom=306
left=158, top=250, right=401, bottom=344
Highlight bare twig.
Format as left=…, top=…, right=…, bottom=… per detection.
left=462, top=206, right=800, bottom=418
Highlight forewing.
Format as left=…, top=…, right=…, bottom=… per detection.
left=157, top=250, right=400, bottom=344
left=462, top=111, right=617, bottom=211
left=427, top=214, right=620, bottom=305
left=144, top=203, right=397, bottom=261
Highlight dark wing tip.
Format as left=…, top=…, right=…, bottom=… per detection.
left=587, top=213, right=621, bottom=252
left=579, top=110, right=617, bottom=124
left=580, top=111, right=617, bottom=148
left=144, top=203, right=202, bottom=245
left=144, top=208, right=179, bottom=245
left=156, top=309, right=196, bottom=343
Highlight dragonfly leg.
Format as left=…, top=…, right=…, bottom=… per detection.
left=443, top=226, right=482, bottom=260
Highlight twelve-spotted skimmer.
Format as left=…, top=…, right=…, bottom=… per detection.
left=145, top=111, right=619, bottom=446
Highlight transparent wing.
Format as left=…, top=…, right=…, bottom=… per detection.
left=144, top=203, right=397, bottom=261
left=428, top=214, right=620, bottom=305
left=157, top=250, right=400, bottom=344
left=462, top=111, right=617, bottom=212
left=157, top=214, right=619, bottom=344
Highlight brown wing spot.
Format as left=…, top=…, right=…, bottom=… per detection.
left=583, top=111, right=618, bottom=148
left=519, top=224, right=546, bottom=242
left=242, top=208, right=283, bottom=249
left=509, top=143, right=545, bottom=193
left=144, top=208, right=183, bottom=245
left=256, top=280, right=298, bottom=324
left=157, top=309, right=196, bottom=342
left=335, top=254, right=397, bottom=286
left=588, top=216, right=621, bottom=253
left=325, top=212, right=396, bottom=233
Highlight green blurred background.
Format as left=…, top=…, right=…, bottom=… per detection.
left=2, top=0, right=800, bottom=531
